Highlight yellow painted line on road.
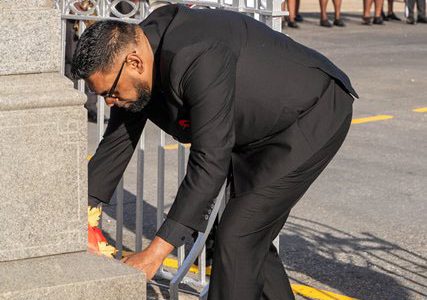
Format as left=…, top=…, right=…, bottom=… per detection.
left=122, top=250, right=134, bottom=257
left=351, top=115, right=394, bottom=124
left=122, top=252, right=211, bottom=275
left=413, top=107, right=427, bottom=113
left=162, top=257, right=212, bottom=275
left=292, top=284, right=357, bottom=300
left=164, top=143, right=191, bottom=150
left=122, top=253, right=356, bottom=300
left=163, top=259, right=356, bottom=299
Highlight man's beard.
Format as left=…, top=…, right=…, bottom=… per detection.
left=126, top=82, right=151, bottom=113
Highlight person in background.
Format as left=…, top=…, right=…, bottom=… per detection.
left=406, top=0, right=427, bottom=24
left=283, top=0, right=302, bottom=28
left=362, top=0, right=385, bottom=25
left=381, top=0, right=401, bottom=21
left=318, top=0, right=345, bottom=27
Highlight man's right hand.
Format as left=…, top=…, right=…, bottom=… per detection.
left=120, top=236, right=175, bottom=280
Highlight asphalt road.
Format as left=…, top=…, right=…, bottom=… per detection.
left=278, top=12, right=426, bottom=300
left=87, top=12, right=427, bottom=300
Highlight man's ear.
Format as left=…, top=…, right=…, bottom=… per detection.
left=126, top=52, right=144, bottom=75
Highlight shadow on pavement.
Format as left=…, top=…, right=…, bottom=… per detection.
left=99, top=190, right=427, bottom=299
left=281, top=216, right=426, bottom=300
left=101, top=189, right=161, bottom=244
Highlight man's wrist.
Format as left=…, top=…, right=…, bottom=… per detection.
left=147, top=236, right=175, bottom=261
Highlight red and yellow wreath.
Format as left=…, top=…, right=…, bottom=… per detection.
left=87, top=206, right=117, bottom=258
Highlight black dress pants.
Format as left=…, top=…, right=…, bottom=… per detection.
left=207, top=111, right=353, bottom=300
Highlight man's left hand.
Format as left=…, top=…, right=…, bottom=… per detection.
left=120, top=236, right=174, bottom=280
left=120, top=250, right=163, bottom=280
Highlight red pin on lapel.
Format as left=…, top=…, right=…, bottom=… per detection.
left=178, top=119, right=191, bottom=129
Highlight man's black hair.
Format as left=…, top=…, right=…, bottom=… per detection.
left=71, top=20, right=138, bottom=80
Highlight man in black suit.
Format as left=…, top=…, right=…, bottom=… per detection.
left=72, top=4, right=358, bottom=299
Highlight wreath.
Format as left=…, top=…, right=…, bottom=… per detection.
left=87, top=206, right=118, bottom=258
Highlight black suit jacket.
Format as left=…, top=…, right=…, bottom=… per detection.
left=88, top=4, right=358, bottom=246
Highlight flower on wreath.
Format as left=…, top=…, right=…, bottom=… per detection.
left=87, top=206, right=117, bottom=258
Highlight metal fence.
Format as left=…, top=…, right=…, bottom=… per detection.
left=57, top=1, right=286, bottom=298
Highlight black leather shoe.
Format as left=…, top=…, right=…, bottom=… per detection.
left=287, top=21, right=299, bottom=28
left=333, top=19, right=346, bottom=27
left=381, top=11, right=389, bottom=21
left=387, top=13, right=401, bottom=21
left=320, top=19, right=332, bottom=27
left=407, top=16, right=415, bottom=24
left=417, top=16, right=427, bottom=23
left=295, top=14, right=304, bottom=22
left=362, top=16, right=372, bottom=25
left=373, top=16, right=384, bottom=25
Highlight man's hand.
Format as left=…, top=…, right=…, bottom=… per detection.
left=120, top=236, right=174, bottom=280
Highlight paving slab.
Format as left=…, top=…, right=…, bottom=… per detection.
left=0, top=251, right=146, bottom=300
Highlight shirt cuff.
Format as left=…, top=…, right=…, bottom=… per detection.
left=88, top=195, right=109, bottom=208
left=156, top=218, right=196, bottom=248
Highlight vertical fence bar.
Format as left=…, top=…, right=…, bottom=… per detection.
left=76, top=22, right=86, bottom=93
left=157, top=130, right=166, bottom=274
left=116, top=178, right=124, bottom=259
left=264, top=0, right=283, bottom=32
left=60, top=19, right=66, bottom=75
left=157, top=131, right=166, bottom=230
left=135, top=129, right=145, bottom=252
left=177, top=242, right=186, bottom=267
left=198, top=245, right=207, bottom=285
left=97, top=96, right=105, bottom=141
left=59, top=0, right=67, bottom=76
left=177, top=143, right=186, bottom=266
left=200, top=283, right=209, bottom=300
left=111, top=0, right=125, bottom=253
left=96, top=96, right=105, bottom=230
left=105, top=0, right=120, bottom=252
left=254, top=0, right=260, bottom=21
left=273, top=236, right=279, bottom=250
left=177, top=143, right=186, bottom=185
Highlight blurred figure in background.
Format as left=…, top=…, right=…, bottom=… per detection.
left=283, top=0, right=302, bottom=28
left=406, top=0, right=427, bottom=24
left=318, top=0, right=345, bottom=27
left=64, top=19, right=99, bottom=123
left=381, top=0, right=402, bottom=21
left=362, top=0, right=385, bottom=25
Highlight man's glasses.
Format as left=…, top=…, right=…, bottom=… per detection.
left=86, top=52, right=136, bottom=99
left=103, top=58, right=126, bottom=99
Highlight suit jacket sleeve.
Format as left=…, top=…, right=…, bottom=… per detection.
left=88, top=106, right=147, bottom=205
left=156, top=42, right=237, bottom=242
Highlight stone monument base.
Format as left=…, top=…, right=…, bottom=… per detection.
left=0, top=251, right=146, bottom=300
